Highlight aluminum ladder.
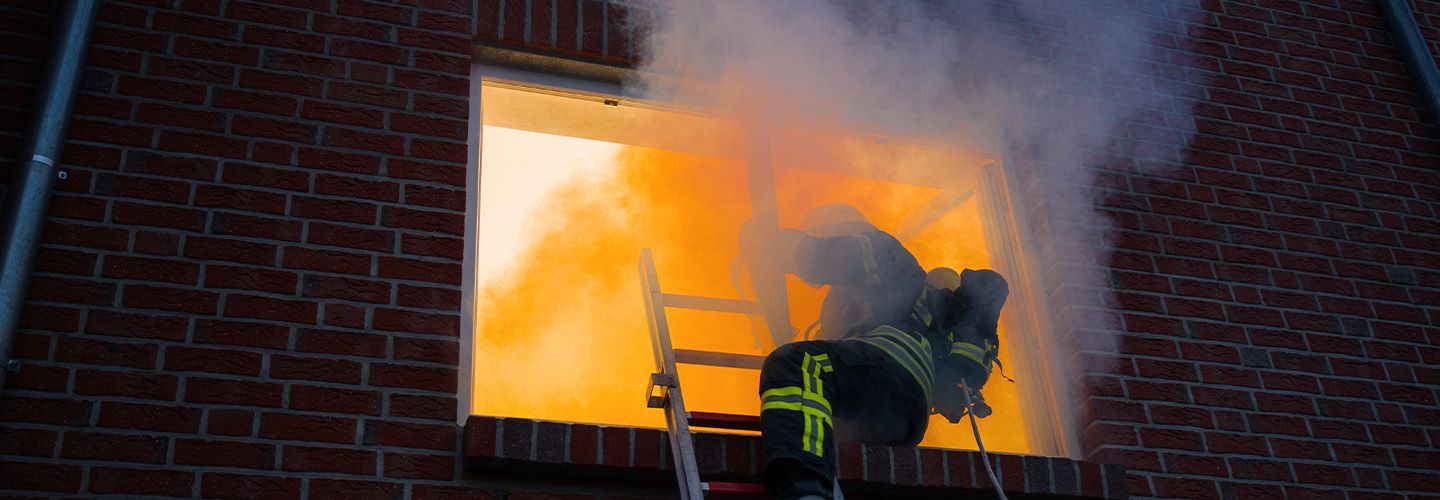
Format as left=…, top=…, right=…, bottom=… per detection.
left=640, top=248, right=770, bottom=499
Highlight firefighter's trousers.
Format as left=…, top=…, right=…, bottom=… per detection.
left=758, top=337, right=930, bottom=499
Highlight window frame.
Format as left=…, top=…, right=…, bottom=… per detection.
left=461, top=61, right=1080, bottom=459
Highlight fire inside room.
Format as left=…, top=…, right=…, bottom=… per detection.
left=471, top=77, right=1073, bottom=457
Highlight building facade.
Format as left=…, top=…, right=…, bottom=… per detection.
left=0, top=0, right=1437, bottom=498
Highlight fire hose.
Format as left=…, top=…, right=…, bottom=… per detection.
left=961, top=381, right=1008, bottom=500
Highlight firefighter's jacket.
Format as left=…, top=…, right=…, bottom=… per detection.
left=771, top=227, right=997, bottom=407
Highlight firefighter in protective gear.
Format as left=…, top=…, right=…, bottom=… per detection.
left=741, top=205, right=1009, bottom=500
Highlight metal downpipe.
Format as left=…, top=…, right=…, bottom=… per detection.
left=1377, top=0, right=1440, bottom=132
left=0, top=0, right=101, bottom=396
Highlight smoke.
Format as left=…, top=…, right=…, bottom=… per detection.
left=626, top=0, right=1205, bottom=455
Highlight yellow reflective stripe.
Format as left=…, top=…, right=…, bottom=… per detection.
left=951, top=347, right=983, bottom=366
left=802, top=407, right=812, bottom=454
left=762, top=387, right=802, bottom=399
left=952, top=342, right=985, bottom=357
left=910, top=294, right=932, bottom=327
left=762, top=400, right=803, bottom=412
left=869, top=328, right=934, bottom=375
left=851, top=234, right=881, bottom=286
left=855, top=337, right=932, bottom=402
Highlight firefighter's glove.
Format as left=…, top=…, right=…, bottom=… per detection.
left=737, top=219, right=806, bottom=274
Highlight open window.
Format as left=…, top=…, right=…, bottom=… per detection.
left=464, top=66, right=1076, bottom=457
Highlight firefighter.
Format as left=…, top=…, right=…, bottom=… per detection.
left=740, top=205, right=1009, bottom=500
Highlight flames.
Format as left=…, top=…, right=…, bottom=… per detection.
left=473, top=86, right=1037, bottom=453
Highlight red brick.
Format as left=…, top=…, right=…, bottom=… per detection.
left=222, top=162, right=311, bottom=192
left=290, top=384, right=382, bottom=416
left=297, top=147, right=383, bottom=175
left=111, top=201, right=208, bottom=232
left=401, top=234, right=463, bottom=259
left=377, top=256, right=461, bottom=285
left=368, top=421, right=455, bottom=451
left=243, top=24, right=323, bottom=53
left=281, top=446, right=376, bottom=475
left=60, top=431, right=166, bottom=464
left=123, top=152, right=218, bottom=182
left=182, top=236, right=278, bottom=266
left=373, top=308, right=458, bottom=336
left=27, top=276, right=114, bottom=306
left=394, top=337, right=455, bottom=364
left=307, top=222, right=394, bottom=252
left=224, top=294, right=318, bottom=324
left=282, top=246, right=373, bottom=275
left=404, top=184, right=465, bottom=211
left=0, top=396, right=88, bottom=427
left=313, top=14, right=389, bottom=41
left=394, top=69, right=467, bottom=96
left=206, top=409, right=256, bottom=437
left=396, top=284, right=460, bottom=311
left=384, top=453, right=454, bottom=480
left=239, top=69, right=323, bottom=97
left=194, top=184, right=288, bottom=214
left=301, top=101, right=384, bottom=129
left=148, top=56, right=235, bottom=84
left=97, top=402, right=202, bottom=433
left=147, top=113, right=244, bottom=149
left=136, top=102, right=225, bottom=132
left=164, top=346, right=263, bottom=376
left=186, top=377, right=283, bottom=407
left=173, top=35, right=260, bottom=64
left=117, top=75, right=207, bottom=104
left=193, top=319, right=290, bottom=350
left=152, top=9, right=236, bottom=38
left=270, top=354, right=362, bottom=384
left=260, top=413, right=358, bottom=444
left=54, top=336, right=156, bottom=369
left=321, top=127, right=405, bottom=155
left=18, top=304, right=80, bottom=333
left=308, top=478, right=403, bottom=499
left=204, top=265, right=297, bottom=294
left=174, top=439, right=274, bottom=469
left=298, top=328, right=387, bottom=357
left=290, top=196, right=378, bottom=225
left=0, top=428, right=58, bottom=457
left=212, top=213, right=303, bottom=242
left=370, top=363, right=457, bottom=392
left=389, top=159, right=464, bottom=186
left=323, top=303, right=367, bottom=328
left=303, top=275, right=391, bottom=304
left=121, top=283, right=220, bottom=315
left=391, top=394, right=456, bottom=421
left=85, top=310, right=188, bottom=341
left=103, top=255, right=199, bottom=285
left=6, top=362, right=66, bottom=392
left=0, top=459, right=82, bottom=493
left=201, top=473, right=301, bottom=499
left=96, top=173, right=192, bottom=204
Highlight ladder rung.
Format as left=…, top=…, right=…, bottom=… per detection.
left=675, top=349, right=766, bottom=370
left=690, top=411, right=761, bottom=431
left=702, top=481, right=768, bottom=499
left=662, top=293, right=758, bottom=315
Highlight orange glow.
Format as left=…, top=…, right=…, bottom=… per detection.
left=473, top=81, right=1043, bottom=454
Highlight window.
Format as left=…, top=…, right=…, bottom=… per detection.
left=465, top=66, right=1076, bottom=457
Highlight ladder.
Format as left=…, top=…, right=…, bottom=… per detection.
left=640, top=248, right=770, bottom=499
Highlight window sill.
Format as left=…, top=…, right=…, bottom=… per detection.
left=463, top=415, right=1126, bottom=498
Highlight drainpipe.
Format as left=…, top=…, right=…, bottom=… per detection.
left=0, top=0, right=100, bottom=396
left=1377, top=0, right=1440, bottom=131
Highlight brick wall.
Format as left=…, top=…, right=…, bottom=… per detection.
left=1083, top=1, right=1440, bottom=498
left=0, top=0, right=479, bottom=497
left=0, top=0, right=1438, bottom=499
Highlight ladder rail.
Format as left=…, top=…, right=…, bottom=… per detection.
left=639, top=249, right=705, bottom=499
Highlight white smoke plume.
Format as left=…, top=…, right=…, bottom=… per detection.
left=626, top=0, right=1205, bottom=455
